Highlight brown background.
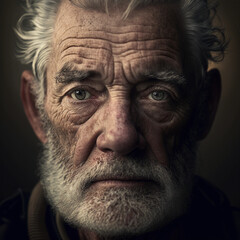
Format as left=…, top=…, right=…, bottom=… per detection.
left=0, top=0, right=239, bottom=208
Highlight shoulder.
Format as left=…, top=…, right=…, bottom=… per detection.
left=0, top=189, right=30, bottom=240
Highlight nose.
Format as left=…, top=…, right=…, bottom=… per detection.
left=96, top=100, right=144, bottom=155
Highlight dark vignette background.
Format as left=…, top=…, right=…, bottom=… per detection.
left=0, top=0, right=239, bottom=208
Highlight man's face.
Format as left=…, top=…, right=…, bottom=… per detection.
left=40, top=0, right=196, bottom=237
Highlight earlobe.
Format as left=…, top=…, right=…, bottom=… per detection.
left=21, top=70, right=47, bottom=143
left=196, top=68, right=222, bottom=140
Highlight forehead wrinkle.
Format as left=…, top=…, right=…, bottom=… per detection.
left=55, top=20, right=180, bottom=50
left=58, top=38, right=180, bottom=67
left=57, top=35, right=179, bottom=51
left=58, top=48, right=113, bottom=78
left=59, top=43, right=113, bottom=55
left=61, top=53, right=98, bottom=61
left=115, top=50, right=181, bottom=65
left=128, top=55, right=182, bottom=76
left=123, top=52, right=180, bottom=62
left=59, top=37, right=179, bottom=51
left=111, top=38, right=180, bottom=49
left=59, top=44, right=113, bottom=64
left=56, top=24, right=174, bottom=44
left=59, top=41, right=180, bottom=63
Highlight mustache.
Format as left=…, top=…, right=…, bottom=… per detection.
left=70, top=156, right=172, bottom=192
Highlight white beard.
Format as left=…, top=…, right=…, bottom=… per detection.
left=39, top=122, right=195, bottom=237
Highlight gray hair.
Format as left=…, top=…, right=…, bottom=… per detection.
left=15, top=0, right=227, bottom=104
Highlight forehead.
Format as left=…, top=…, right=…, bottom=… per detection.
left=50, top=0, right=183, bottom=82
left=53, top=0, right=181, bottom=42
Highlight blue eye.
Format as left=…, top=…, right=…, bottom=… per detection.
left=71, top=89, right=91, bottom=100
left=149, top=90, right=168, bottom=101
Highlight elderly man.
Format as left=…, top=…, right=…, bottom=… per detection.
left=0, top=0, right=238, bottom=239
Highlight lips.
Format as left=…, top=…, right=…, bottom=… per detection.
left=88, top=176, right=157, bottom=188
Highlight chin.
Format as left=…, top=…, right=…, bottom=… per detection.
left=55, top=180, right=189, bottom=238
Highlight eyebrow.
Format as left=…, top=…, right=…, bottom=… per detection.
left=55, top=63, right=187, bottom=88
left=143, top=70, right=187, bottom=86
left=55, top=63, right=93, bottom=85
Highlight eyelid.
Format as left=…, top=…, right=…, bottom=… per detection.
left=66, top=85, right=96, bottom=96
left=63, top=86, right=91, bottom=101
left=60, top=80, right=105, bottom=95
left=138, top=85, right=176, bottom=99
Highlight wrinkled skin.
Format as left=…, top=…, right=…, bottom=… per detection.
left=45, top=0, right=191, bottom=168
left=21, top=0, right=221, bottom=239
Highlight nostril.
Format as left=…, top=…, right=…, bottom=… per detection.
left=96, top=125, right=142, bottom=155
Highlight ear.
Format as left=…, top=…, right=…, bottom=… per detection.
left=196, top=68, right=221, bottom=140
left=21, top=70, right=47, bottom=143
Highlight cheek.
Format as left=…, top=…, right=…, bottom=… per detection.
left=46, top=107, right=77, bottom=153
left=62, top=99, right=100, bottom=125
left=141, top=103, right=174, bottom=123
left=45, top=100, right=103, bottom=166
left=139, top=102, right=189, bottom=134
left=137, top=104, right=190, bottom=165
left=46, top=96, right=100, bottom=134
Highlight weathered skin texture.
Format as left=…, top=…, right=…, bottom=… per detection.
left=42, top=0, right=193, bottom=238
left=45, top=0, right=191, bottom=167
